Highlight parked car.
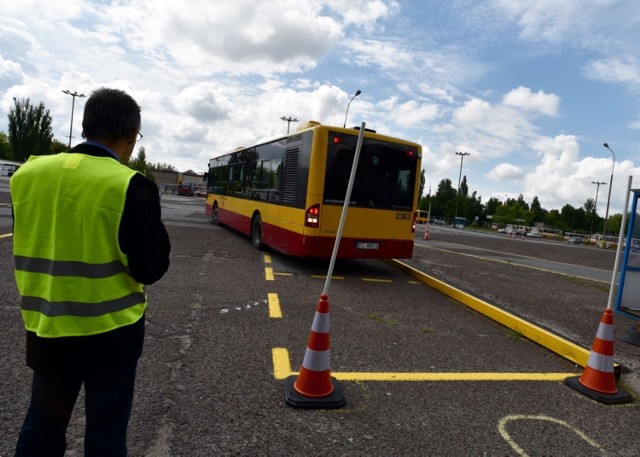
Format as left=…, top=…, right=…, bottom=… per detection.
left=566, top=237, right=583, bottom=245
left=1, top=163, right=17, bottom=177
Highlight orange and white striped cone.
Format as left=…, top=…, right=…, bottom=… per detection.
left=565, top=309, right=632, bottom=404
left=284, top=294, right=346, bottom=408
left=423, top=225, right=430, bottom=240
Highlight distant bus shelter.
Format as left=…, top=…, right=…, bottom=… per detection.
left=615, top=188, right=640, bottom=320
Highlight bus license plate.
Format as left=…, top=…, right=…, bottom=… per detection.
left=356, top=242, right=379, bottom=250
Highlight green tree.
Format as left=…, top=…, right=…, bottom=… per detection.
left=544, top=209, right=561, bottom=230
left=465, top=190, right=483, bottom=224
left=154, top=162, right=177, bottom=171
left=0, top=132, right=13, bottom=160
left=459, top=175, right=468, bottom=197
left=431, top=178, right=456, bottom=220
left=483, top=197, right=503, bottom=219
left=126, top=146, right=155, bottom=180
left=605, top=213, right=624, bottom=236
left=8, top=98, right=53, bottom=162
left=583, top=198, right=602, bottom=233
left=530, top=196, right=546, bottom=223
left=50, top=138, right=68, bottom=155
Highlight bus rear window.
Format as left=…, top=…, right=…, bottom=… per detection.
left=323, top=135, right=417, bottom=211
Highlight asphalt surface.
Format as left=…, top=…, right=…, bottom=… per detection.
left=1, top=185, right=639, bottom=456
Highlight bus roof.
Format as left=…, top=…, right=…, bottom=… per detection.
left=209, top=120, right=422, bottom=163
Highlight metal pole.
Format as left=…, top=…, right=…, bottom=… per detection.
left=454, top=152, right=469, bottom=222
left=602, top=143, right=616, bottom=240
left=606, top=175, right=633, bottom=310
left=343, top=90, right=361, bottom=128
left=323, top=122, right=366, bottom=296
left=62, top=90, right=85, bottom=150
left=590, top=180, right=606, bottom=237
left=280, top=116, right=298, bottom=134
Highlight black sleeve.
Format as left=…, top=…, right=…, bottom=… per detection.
left=119, top=174, right=171, bottom=285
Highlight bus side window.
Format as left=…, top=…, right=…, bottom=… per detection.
left=268, top=158, right=283, bottom=201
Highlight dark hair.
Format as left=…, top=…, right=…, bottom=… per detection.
left=82, top=87, right=141, bottom=142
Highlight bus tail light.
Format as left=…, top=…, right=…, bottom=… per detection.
left=305, top=204, right=320, bottom=228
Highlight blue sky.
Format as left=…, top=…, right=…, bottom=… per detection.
left=1, top=0, right=639, bottom=214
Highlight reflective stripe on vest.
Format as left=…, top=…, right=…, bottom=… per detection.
left=15, top=256, right=130, bottom=278
left=20, top=292, right=146, bottom=317
left=11, top=153, right=146, bottom=337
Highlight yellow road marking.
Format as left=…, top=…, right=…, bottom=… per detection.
left=268, top=293, right=282, bottom=318
left=362, top=278, right=393, bottom=283
left=272, top=348, right=577, bottom=382
left=264, top=254, right=272, bottom=264
left=265, top=267, right=274, bottom=281
left=311, top=275, right=344, bottom=280
left=0, top=233, right=13, bottom=239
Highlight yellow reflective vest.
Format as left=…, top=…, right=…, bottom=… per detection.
left=11, top=153, right=147, bottom=338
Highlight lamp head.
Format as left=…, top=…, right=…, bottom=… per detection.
left=355, top=89, right=361, bottom=96
left=603, top=142, right=609, bottom=149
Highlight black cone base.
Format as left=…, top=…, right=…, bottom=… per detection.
left=284, top=375, right=346, bottom=409
left=564, top=376, right=633, bottom=405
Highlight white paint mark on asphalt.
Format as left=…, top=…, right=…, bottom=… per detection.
left=497, top=414, right=606, bottom=456
left=146, top=419, right=174, bottom=457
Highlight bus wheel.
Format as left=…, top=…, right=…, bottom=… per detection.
left=251, top=214, right=264, bottom=250
left=212, top=203, right=220, bottom=226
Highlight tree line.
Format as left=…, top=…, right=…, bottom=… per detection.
left=417, top=170, right=624, bottom=237
left=0, top=97, right=177, bottom=180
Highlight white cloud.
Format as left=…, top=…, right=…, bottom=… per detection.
left=583, top=56, right=640, bottom=90
left=488, top=163, right=525, bottom=181
left=502, top=86, right=559, bottom=116
left=325, top=0, right=400, bottom=30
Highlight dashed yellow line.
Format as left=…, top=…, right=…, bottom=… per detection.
left=311, top=275, right=344, bottom=280
left=272, top=348, right=577, bottom=382
left=268, top=293, right=282, bottom=318
left=362, top=278, right=393, bottom=283
left=265, top=267, right=274, bottom=281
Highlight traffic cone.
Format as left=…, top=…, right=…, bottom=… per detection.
left=565, top=309, right=633, bottom=404
left=284, top=294, right=346, bottom=408
left=423, top=224, right=430, bottom=240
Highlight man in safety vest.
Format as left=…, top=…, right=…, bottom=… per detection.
left=11, top=87, right=171, bottom=456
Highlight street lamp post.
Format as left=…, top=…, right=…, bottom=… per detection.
left=590, top=180, right=606, bottom=237
left=454, top=151, right=470, bottom=224
left=280, top=116, right=298, bottom=134
left=62, top=90, right=85, bottom=150
left=602, top=143, right=616, bottom=241
left=343, top=89, right=361, bottom=128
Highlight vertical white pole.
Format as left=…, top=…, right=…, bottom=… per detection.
left=323, top=122, right=367, bottom=296
left=606, top=175, right=633, bottom=310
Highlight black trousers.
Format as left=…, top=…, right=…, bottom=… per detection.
left=15, top=364, right=138, bottom=456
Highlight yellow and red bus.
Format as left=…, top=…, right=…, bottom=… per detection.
left=204, top=121, right=422, bottom=259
